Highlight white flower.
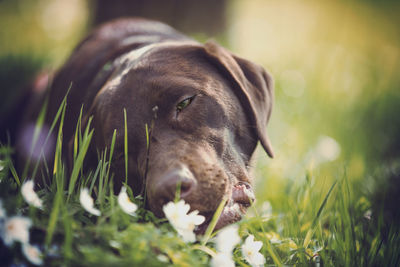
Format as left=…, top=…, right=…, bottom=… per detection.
left=1, top=216, right=32, bottom=246
left=79, top=188, right=101, bottom=216
left=21, top=180, right=43, bottom=209
left=163, top=200, right=205, bottom=243
left=215, top=225, right=241, bottom=253
left=210, top=225, right=240, bottom=267
left=242, top=235, right=266, bottom=267
left=211, top=252, right=235, bottom=267
left=364, top=210, right=372, bottom=220
left=0, top=200, right=6, bottom=219
left=22, top=243, right=43, bottom=265
left=118, top=186, right=138, bottom=216
left=0, top=160, right=4, bottom=171
left=163, top=200, right=190, bottom=229
left=109, top=240, right=121, bottom=249
left=156, top=254, right=169, bottom=263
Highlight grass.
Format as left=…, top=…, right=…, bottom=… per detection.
left=0, top=99, right=399, bottom=266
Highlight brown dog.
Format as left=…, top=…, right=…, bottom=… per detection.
left=18, top=18, right=274, bottom=232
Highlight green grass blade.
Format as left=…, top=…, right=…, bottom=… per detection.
left=201, top=197, right=227, bottom=246
left=8, top=160, right=21, bottom=186
left=67, top=129, right=93, bottom=198
left=67, top=118, right=94, bottom=200
left=52, top=99, right=67, bottom=176
left=313, top=180, right=337, bottom=227
left=174, top=181, right=182, bottom=203
left=61, top=200, right=73, bottom=258
left=89, top=160, right=102, bottom=192
left=30, top=98, right=48, bottom=151
left=22, top=98, right=48, bottom=179
left=106, top=129, right=117, bottom=180
left=303, top=180, right=337, bottom=248
left=124, top=108, right=128, bottom=184
left=73, top=106, right=84, bottom=162
left=45, top=165, right=64, bottom=247
left=145, top=123, right=149, bottom=149
left=45, top=190, right=62, bottom=247
left=30, top=90, right=69, bottom=180
left=109, top=179, right=117, bottom=225
left=251, top=201, right=282, bottom=266
left=46, top=100, right=66, bottom=248
left=98, top=149, right=108, bottom=206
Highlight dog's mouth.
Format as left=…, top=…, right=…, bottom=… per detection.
left=194, top=181, right=255, bottom=235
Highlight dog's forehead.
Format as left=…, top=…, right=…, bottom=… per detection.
left=106, top=40, right=202, bottom=88
left=101, top=41, right=228, bottom=101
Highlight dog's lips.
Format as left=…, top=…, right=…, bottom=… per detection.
left=194, top=182, right=255, bottom=235
left=194, top=202, right=248, bottom=235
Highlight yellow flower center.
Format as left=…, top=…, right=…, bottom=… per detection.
left=7, top=223, right=14, bottom=231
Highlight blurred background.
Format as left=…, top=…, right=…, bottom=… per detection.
left=1, top=0, right=399, bottom=222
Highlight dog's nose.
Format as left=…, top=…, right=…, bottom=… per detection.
left=154, top=165, right=197, bottom=207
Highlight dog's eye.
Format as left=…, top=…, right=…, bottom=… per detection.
left=176, top=96, right=194, bottom=113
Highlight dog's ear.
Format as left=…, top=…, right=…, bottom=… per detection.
left=204, top=41, right=274, bottom=158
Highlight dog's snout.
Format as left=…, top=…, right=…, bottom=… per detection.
left=153, top=166, right=197, bottom=208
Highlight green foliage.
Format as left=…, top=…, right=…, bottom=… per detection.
left=0, top=113, right=399, bottom=265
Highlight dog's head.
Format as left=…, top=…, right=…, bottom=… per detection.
left=78, top=40, right=274, bottom=231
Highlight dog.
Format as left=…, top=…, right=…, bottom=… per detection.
left=16, top=18, right=274, bottom=233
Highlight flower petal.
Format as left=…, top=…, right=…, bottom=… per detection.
left=216, top=225, right=240, bottom=253
left=79, top=188, right=101, bottom=216
left=250, top=252, right=266, bottom=266
left=118, top=186, right=138, bottom=215
left=177, top=228, right=196, bottom=243
left=21, top=180, right=43, bottom=209
left=252, top=240, right=263, bottom=252
left=22, top=243, right=43, bottom=265
left=187, top=211, right=205, bottom=225
left=0, top=200, right=6, bottom=219
left=211, top=252, right=235, bottom=267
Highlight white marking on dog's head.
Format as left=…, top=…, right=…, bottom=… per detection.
left=102, top=41, right=199, bottom=92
